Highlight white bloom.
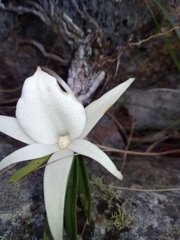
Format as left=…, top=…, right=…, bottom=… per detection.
left=0, top=67, right=134, bottom=240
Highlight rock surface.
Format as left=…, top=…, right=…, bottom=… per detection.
left=85, top=155, right=180, bottom=240
left=119, top=88, right=180, bottom=131
left=0, top=114, right=180, bottom=239
left=0, top=138, right=45, bottom=240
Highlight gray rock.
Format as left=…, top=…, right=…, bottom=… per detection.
left=0, top=140, right=45, bottom=240
left=1, top=134, right=180, bottom=239
left=85, top=155, right=180, bottom=240
left=120, top=88, right=180, bottom=130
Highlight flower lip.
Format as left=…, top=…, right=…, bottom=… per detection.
left=58, top=135, right=71, bottom=149
left=16, top=67, right=86, bottom=145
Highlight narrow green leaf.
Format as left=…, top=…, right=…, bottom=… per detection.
left=77, top=155, right=92, bottom=223
left=0, top=86, right=21, bottom=93
left=152, top=0, right=180, bottom=41
left=145, top=0, right=180, bottom=72
left=8, top=155, right=51, bottom=184
left=43, top=217, right=52, bottom=240
left=64, top=157, right=79, bottom=240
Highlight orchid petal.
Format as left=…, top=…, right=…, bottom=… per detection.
left=0, top=116, right=34, bottom=144
left=69, top=139, right=123, bottom=180
left=80, top=78, right=135, bottom=138
left=44, top=149, right=73, bottom=240
left=0, top=143, right=59, bottom=171
left=16, top=67, right=86, bottom=144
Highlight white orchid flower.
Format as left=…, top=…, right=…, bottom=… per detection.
left=0, top=67, right=134, bottom=240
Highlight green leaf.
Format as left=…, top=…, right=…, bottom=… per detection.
left=152, top=0, right=180, bottom=41
left=8, top=155, right=51, bottom=184
left=43, top=217, right=52, bottom=240
left=77, top=155, right=91, bottom=223
left=0, top=86, right=21, bottom=93
left=64, top=156, right=92, bottom=239
left=145, top=0, right=180, bottom=72
left=64, top=157, right=79, bottom=240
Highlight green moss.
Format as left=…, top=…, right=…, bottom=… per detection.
left=111, top=203, right=133, bottom=231
left=91, top=176, right=134, bottom=231
left=91, top=176, right=119, bottom=209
